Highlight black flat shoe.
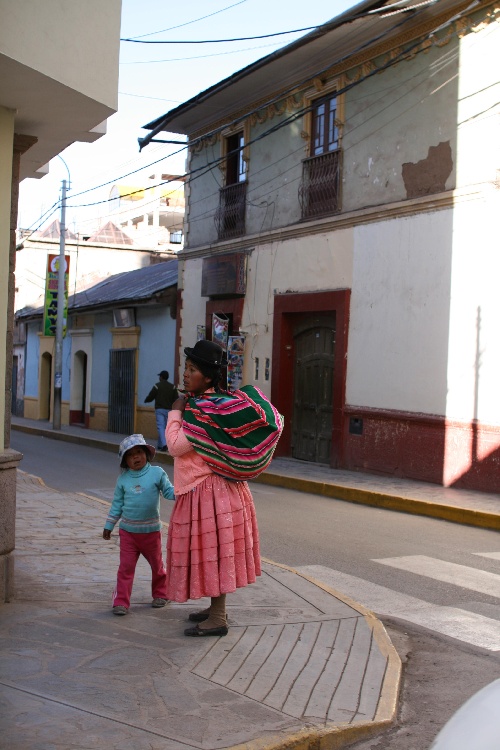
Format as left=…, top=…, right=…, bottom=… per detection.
left=184, top=624, right=228, bottom=637
left=188, top=611, right=210, bottom=622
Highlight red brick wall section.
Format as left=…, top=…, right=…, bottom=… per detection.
left=343, top=405, right=500, bottom=493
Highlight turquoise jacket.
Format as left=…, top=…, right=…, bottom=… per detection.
left=104, top=463, right=174, bottom=534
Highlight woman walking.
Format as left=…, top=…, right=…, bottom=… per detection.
left=166, top=340, right=270, bottom=637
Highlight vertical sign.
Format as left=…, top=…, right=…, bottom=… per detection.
left=227, top=335, right=245, bottom=391
left=212, top=313, right=229, bottom=351
left=43, top=254, right=70, bottom=336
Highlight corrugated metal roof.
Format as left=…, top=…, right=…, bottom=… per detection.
left=16, top=259, right=178, bottom=319
left=70, top=259, right=178, bottom=310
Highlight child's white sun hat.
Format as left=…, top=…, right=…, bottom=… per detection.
left=119, top=434, right=156, bottom=467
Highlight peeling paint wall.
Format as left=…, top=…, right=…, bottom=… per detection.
left=402, top=141, right=453, bottom=199
left=342, top=38, right=459, bottom=211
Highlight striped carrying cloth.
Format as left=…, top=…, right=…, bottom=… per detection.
left=182, top=385, right=284, bottom=480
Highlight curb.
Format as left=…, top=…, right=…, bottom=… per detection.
left=12, top=422, right=500, bottom=531
left=253, top=472, right=500, bottom=531
left=229, top=559, right=402, bottom=750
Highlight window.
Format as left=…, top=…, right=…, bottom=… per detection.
left=170, top=230, right=183, bottom=244
left=226, top=132, right=246, bottom=184
left=299, top=91, right=342, bottom=219
left=215, top=130, right=247, bottom=240
left=113, top=308, right=136, bottom=328
left=312, top=94, right=339, bottom=155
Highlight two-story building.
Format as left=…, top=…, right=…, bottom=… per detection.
left=141, top=0, right=500, bottom=493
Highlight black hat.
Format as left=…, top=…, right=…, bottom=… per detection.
left=158, top=370, right=169, bottom=378
left=184, top=340, right=227, bottom=367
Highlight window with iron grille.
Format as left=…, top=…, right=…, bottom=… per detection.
left=215, top=131, right=247, bottom=240
left=299, top=93, right=342, bottom=220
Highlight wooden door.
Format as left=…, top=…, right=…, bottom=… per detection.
left=292, top=314, right=335, bottom=463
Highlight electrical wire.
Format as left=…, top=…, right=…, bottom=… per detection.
left=127, top=1, right=248, bottom=39
left=30, top=3, right=424, bottom=216
left=33, top=0, right=478, bottom=231
left=120, top=40, right=286, bottom=65
left=68, top=4, right=430, bottom=210
left=121, top=26, right=321, bottom=44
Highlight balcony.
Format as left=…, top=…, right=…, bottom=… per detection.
left=299, top=149, right=342, bottom=220
left=215, top=182, right=246, bottom=240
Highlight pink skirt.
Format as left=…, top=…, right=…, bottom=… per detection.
left=165, top=474, right=261, bottom=602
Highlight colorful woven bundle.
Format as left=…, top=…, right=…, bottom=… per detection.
left=182, top=385, right=284, bottom=480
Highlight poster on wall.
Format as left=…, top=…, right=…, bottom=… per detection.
left=212, top=313, right=229, bottom=351
left=227, top=335, right=245, bottom=391
left=196, top=325, right=206, bottom=341
left=43, top=254, right=70, bottom=337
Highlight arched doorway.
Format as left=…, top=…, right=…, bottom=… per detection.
left=71, top=350, right=88, bottom=425
left=40, top=352, right=52, bottom=420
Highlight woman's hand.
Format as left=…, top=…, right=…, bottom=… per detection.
left=102, top=529, right=111, bottom=540
left=172, top=394, right=188, bottom=412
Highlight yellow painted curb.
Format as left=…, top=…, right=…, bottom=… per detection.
left=253, top=472, right=500, bottom=531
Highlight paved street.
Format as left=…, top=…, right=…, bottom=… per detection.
left=7, top=425, right=500, bottom=749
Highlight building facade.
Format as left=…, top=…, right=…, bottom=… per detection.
left=143, top=0, right=500, bottom=493
left=16, top=261, right=178, bottom=440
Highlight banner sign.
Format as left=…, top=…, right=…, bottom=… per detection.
left=43, top=254, right=70, bottom=337
left=212, top=313, right=229, bottom=351
left=227, top=335, right=245, bottom=391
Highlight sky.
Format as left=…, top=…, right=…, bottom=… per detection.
left=17, top=0, right=357, bottom=235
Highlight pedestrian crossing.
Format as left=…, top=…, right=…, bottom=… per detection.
left=297, top=552, right=500, bottom=652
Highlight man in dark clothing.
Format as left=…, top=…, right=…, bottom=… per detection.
left=145, top=371, right=178, bottom=450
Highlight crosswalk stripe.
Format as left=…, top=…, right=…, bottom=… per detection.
left=373, top=556, right=500, bottom=598
left=473, top=551, right=500, bottom=561
left=296, top=565, right=500, bottom=652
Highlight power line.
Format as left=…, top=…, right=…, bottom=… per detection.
left=127, top=1, right=248, bottom=39
left=121, top=26, right=319, bottom=43
left=140, top=2, right=423, bottom=150
left=120, top=40, right=284, bottom=65
left=68, top=6, right=437, bottom=209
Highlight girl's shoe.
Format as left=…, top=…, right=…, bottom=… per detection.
left=112, top=606, right=128, bottom=616
left=152, top=598, right=168, bottom=608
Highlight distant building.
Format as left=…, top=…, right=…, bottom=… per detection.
left=15, top=260, right=178, bottom=440
left=108, top=173, right=185, bottom=251
left=15, top=219, right=175, bottom=313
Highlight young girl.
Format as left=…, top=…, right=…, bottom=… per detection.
left=103, top=433, right=175, bottom=615
left=166, top=339, right=261, bottom=637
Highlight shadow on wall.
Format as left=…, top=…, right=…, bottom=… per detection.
left=450, top=307, right=500, bottom=492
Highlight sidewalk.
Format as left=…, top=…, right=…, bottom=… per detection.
left=11, top=415, right=500, bottom=530
left=1, top=471, right=401, bottom=750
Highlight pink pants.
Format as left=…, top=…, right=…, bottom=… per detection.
left=112, top=529, right=167, bottom=608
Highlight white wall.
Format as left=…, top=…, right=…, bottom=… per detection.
left=0, top=0, right=120, bottom=108
left=0, top=106, right=14, bottom=449
left=347, top=211, right=454, bottom=414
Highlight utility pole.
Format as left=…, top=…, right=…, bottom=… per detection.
left=52, top=178, right=67, bottom=430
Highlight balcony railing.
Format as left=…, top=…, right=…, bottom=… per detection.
left=215, top=182, right=246, bottom=240
left=299, top=149, right=342, bottom=220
